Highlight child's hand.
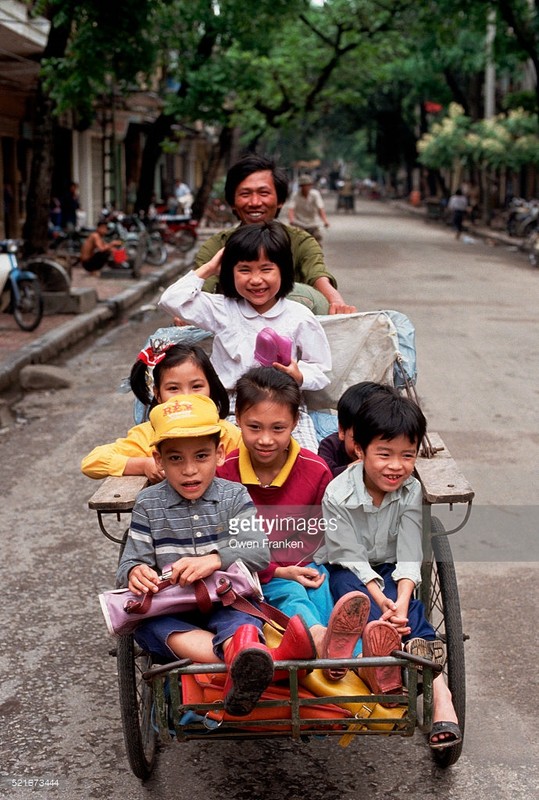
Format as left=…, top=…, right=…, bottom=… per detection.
left=274, top=565, right=325, bottom=588
left=170, top=554, right=222, bottom=586
left=128, top=564, right=160, bottom=595
left=380, top=604, right=411, bottom=636
left=272, top=359, right=303, bottom=386
left=196, top=247, right=224, bottom=280
left=143, top=457, right=165, bottom=484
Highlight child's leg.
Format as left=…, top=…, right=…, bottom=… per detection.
left=166, top=630, right=220, bottom=662
left=262, top=567, right=331, bottom=629
left=329, top=564, right=437, bottom=639
left=291, top=407, right=319, bottom=451
left=430, top=673, right=461, bottom=747
left=134, top=613, right=219, bottom=662
left=328, top=565, right=378, bottom=623
left=373, top=565, right=437, bottom=641
left=210, top=608, right=272, bottom=717
left=206, top=606, right=265, bottom=659
left=306, top=564, right=335, bottom=626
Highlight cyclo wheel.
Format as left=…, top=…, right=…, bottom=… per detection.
left=13, top=279, right=44, bottom=331
left=116, top=634, right=157, bottom=780
left=425, top=517, right=466, bottom=768
left=173, top=228, right=197, bottom=253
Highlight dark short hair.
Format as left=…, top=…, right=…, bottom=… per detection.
left=235, top=366, right=301, bottom=420
left=130, top=342, right=229, bottom=417
left=219, top=222, right=295, bottom=299
left=352, top=392, right=426, bottom=452
left=224, top=154, right=289, bottom=214
left=337, top=382, right=398, bottom=430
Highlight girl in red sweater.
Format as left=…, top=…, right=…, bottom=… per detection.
left=217, top=366, right=369, bottom=678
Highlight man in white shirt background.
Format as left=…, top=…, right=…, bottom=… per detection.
left=288, top=175, right=330, bottom=244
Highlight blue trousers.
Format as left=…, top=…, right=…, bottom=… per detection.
left=327, top=563, right=436, bottom=642
left=262, top=564, right=333, bottom=629
left=263, top=563, right=363, bottom=656
left=134, top=605, right=264, bottom=662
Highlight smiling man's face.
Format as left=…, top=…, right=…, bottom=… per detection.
left=232, top=170, right=282, bottom=224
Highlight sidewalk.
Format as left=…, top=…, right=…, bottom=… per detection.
left=0, top=249, right=195, bottom=395
left=391, top=199, right=526, bottom=249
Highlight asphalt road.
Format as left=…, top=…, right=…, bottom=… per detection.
left=1, top=199, right=538, bottom=799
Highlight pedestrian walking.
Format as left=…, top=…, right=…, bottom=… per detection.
left=447, top=189, right=469, bottom=239
left=288, top=175, right=329, bottom=244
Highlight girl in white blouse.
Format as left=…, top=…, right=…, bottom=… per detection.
left=159, top=221, right=332, bottom=393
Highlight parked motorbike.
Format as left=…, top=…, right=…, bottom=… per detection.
left=122, top=214, right=168, bottom=266
left=523, top=229, right=539, bottom=267
left=0, top=240, right=44, bottom=331
left=506, top=197, right=539, bottom=237
left=153, top=205, right=199, bottom=252
left=98, top=212, right=142, bottom=277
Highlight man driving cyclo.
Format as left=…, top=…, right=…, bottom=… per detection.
left=92, top=155, right=462, bottom=753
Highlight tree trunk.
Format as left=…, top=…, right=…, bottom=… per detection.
left=22, top=89, right=58, bottom=257
left=135, top=112, right=175, bottom=214
left=191, top=125, right=233, bottom=221
left=22, top=11, right=74, bottom=257
left=481, top=166, right=492, bottom=226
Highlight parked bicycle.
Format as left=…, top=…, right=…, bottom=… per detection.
left=0, top=239, right=44, bottom=331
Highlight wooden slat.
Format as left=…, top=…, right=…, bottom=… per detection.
left=415, top=432, right=474, bottom=505
left=87, top=475, right=149, bottom=512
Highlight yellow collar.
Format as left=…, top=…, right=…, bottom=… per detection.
left=238, top=438, right=300, bottom=487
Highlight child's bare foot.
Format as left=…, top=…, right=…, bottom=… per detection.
left=309, top=624, right=327, bottom=656
left=429, top=676, right=462, bottom=749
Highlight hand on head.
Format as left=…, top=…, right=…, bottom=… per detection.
left=272, top=359, right=303, bottom=386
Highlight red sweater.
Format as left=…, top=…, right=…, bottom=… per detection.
left=217, top=439, right=332, bottom=582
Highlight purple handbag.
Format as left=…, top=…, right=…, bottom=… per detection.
left=99, top=559, right=263, bottom=636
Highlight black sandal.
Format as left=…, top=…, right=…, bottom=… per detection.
left=429, top=720, right=462, bottom=750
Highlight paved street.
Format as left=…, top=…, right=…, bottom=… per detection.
left=1, top=198, right=538, bottom=799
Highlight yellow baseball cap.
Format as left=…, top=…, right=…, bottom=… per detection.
left=150, top=395, right=222, bottom=446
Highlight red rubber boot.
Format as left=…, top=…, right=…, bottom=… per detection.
left=270, top=615, right=317, bottom=679
left=223, top=625, right=274, bottom=716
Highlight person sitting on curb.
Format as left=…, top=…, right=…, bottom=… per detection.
left=195, top=154, right=356, bottom=315
left=80, top=218, right=124, bottom=273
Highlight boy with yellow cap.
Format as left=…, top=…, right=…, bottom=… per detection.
left=117, top=394, right=316, bottom=716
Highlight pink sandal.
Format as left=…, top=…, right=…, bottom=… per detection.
left=358, top=620, right=402, bottom=696
left=321, top=592, right=370, bottom=681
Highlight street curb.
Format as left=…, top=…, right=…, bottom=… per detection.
left=0, top=255, right=192, bottom=394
